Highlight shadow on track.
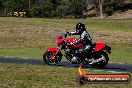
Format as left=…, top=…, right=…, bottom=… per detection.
left=0, top=57, right=132, bottom=72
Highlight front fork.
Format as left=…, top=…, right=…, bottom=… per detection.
left=51, top=47, right=62, bottom=59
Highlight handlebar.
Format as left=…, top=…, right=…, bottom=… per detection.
left=57, top=31, right=72, bottom=46
left=64, top=31, right=70, bottom=38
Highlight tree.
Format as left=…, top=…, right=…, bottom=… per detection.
left=0, top=0, right=130, bottom=18
left=0, top=1, right=4, bottom=16
left=33, top=0, right=54, bottom=17
left=68, top=0, right=87, bottom=18
left=54, top=0, right=70, bottom=18
left=99, top=0, right=103, bottom=19
left=1, top=0, right=29, bottom=16
left=90, top=0, right=126, bottom=18
left=86, top=0, right=104, bottom=18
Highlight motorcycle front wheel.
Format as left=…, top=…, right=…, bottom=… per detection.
left=43, top=51, right=62, bottom=65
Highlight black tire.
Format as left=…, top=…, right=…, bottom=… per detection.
left=91, top=51, right=109, bottom=68
left=43, top=51, right=62, bottom=65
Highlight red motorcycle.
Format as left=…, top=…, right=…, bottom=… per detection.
left=43, top=32, right=111, bottom=68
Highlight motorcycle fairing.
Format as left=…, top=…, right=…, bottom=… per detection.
left=57, top=39, right=64, bottom=46
left=94, top=42, right=106, bottom=52
left=67, top=38, right=76, bottom=43
left=67, top=38, right=84, bottom=49
left=57, top=37, right=77, bottom=46
left=47, top=47, right=59, bottom=51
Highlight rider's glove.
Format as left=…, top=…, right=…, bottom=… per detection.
left=67, top=32, right=72, bottom=36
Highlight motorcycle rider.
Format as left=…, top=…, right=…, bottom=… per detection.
left=67, top=23, right=92, bottom=62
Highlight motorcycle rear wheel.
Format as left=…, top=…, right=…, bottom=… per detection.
left=43, top=51, right=62, bottom=65
left=91, top=51, right=109, bottom=68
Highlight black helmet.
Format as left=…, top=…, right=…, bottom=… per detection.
left=76, top=23, right=86, bottom=34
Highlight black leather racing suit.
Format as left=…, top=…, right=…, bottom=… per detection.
left=69, top=30, right=92, bottom=53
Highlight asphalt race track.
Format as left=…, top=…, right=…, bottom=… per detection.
left=0, top=57, right=132, bottom=72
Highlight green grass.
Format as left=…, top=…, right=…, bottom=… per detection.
left=85, top=20, right=132, bottom=32
left=0, top=17, right=132, bottom=32
left=0, top=63, right=131, bottom=88
left=109, top=43, right=132, bottom=64
left=0, top=48, right=43, bottom=59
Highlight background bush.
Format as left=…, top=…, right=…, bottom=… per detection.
left=0, top=0, right=131, bottom=18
